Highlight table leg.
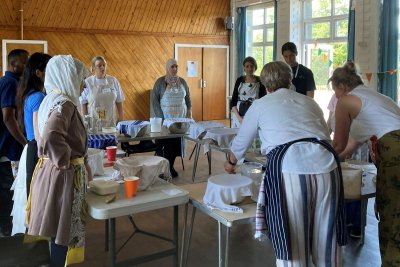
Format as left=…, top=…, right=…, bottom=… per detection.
left=105, top=220, right=109, bottom=252
left=192, top=142, right=201, bottom=182
left=173, top=206, right=179, bottom=267
left=180, top=203, right=188, bottom=267
left=208, top=149, right=212, bottom=175
left=184, top=207, right=197, bottom=267
left=360, top=199, right=368, bottom=245
left=189, top=143, right=197, bottom=160
left=218, top=222, right=222, bottom=267
left=108, top=218, right=116, bottom=267
left=225, top=226, right=230, bottom=267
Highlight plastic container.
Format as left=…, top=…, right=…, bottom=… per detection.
left=150, top=117, right=162, bottom=132
left=89, top=179, right=119, bottom=195
left=240, top=162, right=263, bottom=201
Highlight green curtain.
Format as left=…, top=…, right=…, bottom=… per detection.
left=379, top=0, right=399, bottom=101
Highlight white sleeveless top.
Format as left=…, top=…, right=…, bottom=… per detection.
left=348, top=85, right=400, bottom=142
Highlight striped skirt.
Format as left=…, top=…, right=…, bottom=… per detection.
left=256, top=169, right=343, bottom=267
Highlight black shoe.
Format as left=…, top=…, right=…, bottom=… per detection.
left=170, top=168, right=178, bottom=178
left=0, top=224, right=12, bottom=237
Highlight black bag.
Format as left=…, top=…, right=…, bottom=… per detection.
left=238, top=99, right=253, bottom=116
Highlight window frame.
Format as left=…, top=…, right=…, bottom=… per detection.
left=245, top=2, right=275, bottom=69
left=303, top=0, right=348, bottom=45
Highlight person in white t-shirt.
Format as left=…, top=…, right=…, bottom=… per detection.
left=80, top=56, right=125, bottom=128
left=225, top=61, right=347, bottom=267
left=330, top=61, right=400, bottom=265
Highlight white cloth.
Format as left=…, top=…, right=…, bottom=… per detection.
left=117, top=120, right=150, bottom=137
left=87, top=148, right=105, bottom=175
left=348, top=85, right=400, bottom=142
left=203, top=174, right=253, bottom=213
left=231, top=88, right=336, bottom=174
left=204, top=127, right=239, bottom=149
left=113, top=156, right=170, bottom=191
left=80, top=75, right=125, bottom=127
left=10, top=144, right=28, bottom=235
left=189, top=121, right=225, bottom=139
left=163, top=117, right=194, bottom=128
left=38, top=55, right=90, bottom=136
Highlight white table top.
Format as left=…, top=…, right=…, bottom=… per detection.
left=178, top=182, right=256, bottom=227
left=88, top=179, right=189, bottom=220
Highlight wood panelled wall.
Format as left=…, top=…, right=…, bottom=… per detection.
left=1, top=0, right=230, bottom=120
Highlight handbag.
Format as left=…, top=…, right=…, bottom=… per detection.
left=238, top=99, right=253, bottom=116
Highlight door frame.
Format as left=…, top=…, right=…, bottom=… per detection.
left=175, top=44, right=230, bottom=119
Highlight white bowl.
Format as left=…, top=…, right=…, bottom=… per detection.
left=89, top=179, right=119, bottom=195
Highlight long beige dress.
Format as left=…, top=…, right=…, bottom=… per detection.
left=27, top=101, right=88, bottom=264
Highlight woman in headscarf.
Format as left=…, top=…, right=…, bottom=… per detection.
left=150, top=58, right=192, bottom=178
left=26, top=55, right=92, bottom=266
left=225, top=61, right=347, bottom=266
left=330, top=61, right=400, bottom=266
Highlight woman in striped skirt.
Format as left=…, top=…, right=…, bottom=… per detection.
left=225, top=61, right=347, bottom=266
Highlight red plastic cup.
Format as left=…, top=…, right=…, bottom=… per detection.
left=124, top=176, right=140, bottom=198
left=106, top=146, right=117, bottom=161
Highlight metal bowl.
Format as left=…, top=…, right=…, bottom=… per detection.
left=168, top=122, right=190, bottom=134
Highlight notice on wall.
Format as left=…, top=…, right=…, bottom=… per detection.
left=187, top=61, right=198, bottom=77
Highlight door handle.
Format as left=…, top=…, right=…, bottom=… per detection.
left=199, top=79, right=203, bottom=88
left=203, top=80, right=206, bottom=88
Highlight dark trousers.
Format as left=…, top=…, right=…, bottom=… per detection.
left=156, top=138, right=181, bottom=169
left=26, top=140, right=38, bottom=199
left=0, top=161, right=14, bottom=231
left=50, top=238, right=68, bottom=267
left=346, top=201, right=361, bottom=227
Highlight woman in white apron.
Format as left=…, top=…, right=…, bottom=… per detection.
left=80, top=56, right=125, bottom=128
left=150, top=58, right=192, bottom=178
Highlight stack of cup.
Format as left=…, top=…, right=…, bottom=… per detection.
left=124, top=176, right=140, bottom=198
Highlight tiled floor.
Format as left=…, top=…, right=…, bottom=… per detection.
left=77, top=139, right=382, bottom=267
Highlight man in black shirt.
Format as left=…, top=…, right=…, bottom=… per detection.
left=282, top=42, right=316, bottom=98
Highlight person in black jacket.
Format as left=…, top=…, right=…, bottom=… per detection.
left=230, top=57, right=266, bottom=127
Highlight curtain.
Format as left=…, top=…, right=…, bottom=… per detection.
left=236, top=7, right=246, bottom=77
left=379, top=0, right=399, bottom=101
left=273, top=0, right=278, bottom=60
left=347, top=0, right=355, bottom=61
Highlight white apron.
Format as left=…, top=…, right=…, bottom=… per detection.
left=160, top=83, right=187, bottom=156
left=232, top=82, right=259, bottom=128
left=160, top=84, right=187, bottom=119
left=87, top=76, right=117, bottom=127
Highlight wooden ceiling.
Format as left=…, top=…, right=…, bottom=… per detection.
left=1, top=0, right=230, bottom=35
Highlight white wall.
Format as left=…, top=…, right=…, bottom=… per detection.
left=230, top=0, right=381, bottom=90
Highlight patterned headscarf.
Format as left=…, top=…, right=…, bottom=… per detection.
left=164, top=58, right=181, bottom=87
left=38, top=55, right=90, bottom=136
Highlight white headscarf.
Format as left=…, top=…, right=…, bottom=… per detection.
left=38, top=55, right=90, bottom=137
left=164, top=58, right=181, bottom=87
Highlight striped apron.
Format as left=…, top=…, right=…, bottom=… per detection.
left=255, top=138, right=347, bottom=261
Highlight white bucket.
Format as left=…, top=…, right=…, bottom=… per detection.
left=150, top=117, right=162, bottom=132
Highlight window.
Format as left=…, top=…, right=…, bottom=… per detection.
left=303, top=0, right=349, bottom=89
left=246, top=3, right=275, bottom=75
left=303, top=0, right=349, bottom=119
